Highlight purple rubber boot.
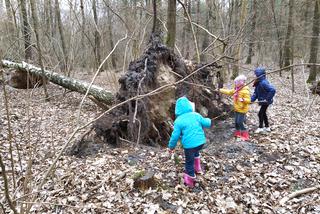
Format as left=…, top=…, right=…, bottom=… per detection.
left=194, top=157, right=203, bottom=174
left=183, top=173, right=195, bottom=188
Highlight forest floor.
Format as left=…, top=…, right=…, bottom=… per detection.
left=0, top=70, right=319, bottom=214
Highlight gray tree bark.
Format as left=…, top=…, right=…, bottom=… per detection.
left=19, top=0, right=32, bottom=61
left=283, top=0, right=294, bottom=67
left=55, top=0, right=68, bottom=73
left=245, top=0, right=256, bottom=64
left=4, top=0, right=14, bottom=35
left=29, top=0, right=49, bottom=98
left=307, top=0, right=320, bottom=83
left=92, top=0, right=101, bottom=68
left=1, top=60, right=114, bottom=105
left=166, top=0, right=176, bottom=49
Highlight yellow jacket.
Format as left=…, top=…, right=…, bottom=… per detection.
left=220, top=86, right=251, bottom=113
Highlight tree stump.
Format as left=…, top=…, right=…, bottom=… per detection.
left=133, top=170, right=156, bottom=190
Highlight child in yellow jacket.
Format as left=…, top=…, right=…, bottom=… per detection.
left=219, top=75, right=251, bottom=141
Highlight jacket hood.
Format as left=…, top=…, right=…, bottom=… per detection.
left=175, top=97, right=193, bottom=116
left=254, top=67, right=266, bottom=80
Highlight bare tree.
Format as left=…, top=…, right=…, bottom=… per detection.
left=4, top=0, right=14, bottom=35
left=106, top=4, right=117, bottom=69
left=29, top=0, right=49, bottom=98
left=307, top=0, right=320, bottom=83
left=92, top=0, right=101, bottom=68
left=166, top=0, right=176, bottom=49
left=19, top=0, right=32, bottom=61
left=283, top=0, right=294, bottom=67
left=55, top=0, right=68, bottom=73
left=245, top=0, right=256, bottom=64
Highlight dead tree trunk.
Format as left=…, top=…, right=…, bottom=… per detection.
left=1, top=60, right=114, bottom=105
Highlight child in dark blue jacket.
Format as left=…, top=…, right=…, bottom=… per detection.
left=168, top=97, right=211, bottom=188
left=251, top=67, right=276, bottom=133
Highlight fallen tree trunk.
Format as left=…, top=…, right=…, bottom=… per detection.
left=1, top=60, right=114, bottom=105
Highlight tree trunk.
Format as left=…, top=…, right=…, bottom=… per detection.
left=1, top=60, right=114, bottom=105
left=233, top=0, right=247, bottom=79
left=19, top=0, right=32, bottom=61
left=200, top=0, right=210, bottom=62
left=283, top=0, right=294, bottom=67
left=307, top=0, right=320, bottom=83
left=55, top=0, right=68, bottom=73
left=271, top=0, right=283, bottom=75
left=182, top=0, right=191, bottom=58
left=245, top=0, right=256, bottom=64
left=29, top=0, right=49, bottom=98
left=92, top=0, right=101, bottom=68
left=166, top=0, right=176, bottom=49
left=4, top=0, right=14, bottom=35
left=107, top=5, right=117, bottom=69
left=80, top=0, right=85, bottom=49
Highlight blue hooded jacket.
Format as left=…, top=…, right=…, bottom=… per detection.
left=168, top=97, right=211, bottom=149
left=251, top=67, right=276, bottom=105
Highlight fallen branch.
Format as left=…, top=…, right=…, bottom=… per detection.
left=279, top=185, right=320, bottom=205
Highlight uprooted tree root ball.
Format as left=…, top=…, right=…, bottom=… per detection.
left=70, top=34, right=231, bottom=156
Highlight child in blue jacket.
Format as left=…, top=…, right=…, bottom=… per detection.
left=168, top=97, right=212, bottom=188
left=251, top=67, right=276, bottom=133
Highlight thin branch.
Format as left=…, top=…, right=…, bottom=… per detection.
left=177, top=0, right=200, bottom=62
left=1, top=74, right=16, bottom=189
left=186, top=18, right=226, bottom=45
left=76, top=33, right=128, bottom=124
left=0, top=154, right=19, bottom=214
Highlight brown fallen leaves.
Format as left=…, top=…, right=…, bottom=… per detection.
left=0, top=72, right=319, bottom=213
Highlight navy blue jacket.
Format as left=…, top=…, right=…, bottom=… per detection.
left=251, top=67, right=276, bottom=105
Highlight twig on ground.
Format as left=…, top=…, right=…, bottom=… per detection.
left=279, top=185, right=320, bottom=205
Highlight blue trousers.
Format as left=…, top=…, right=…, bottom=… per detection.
left=235, top=112, right=246, bottom=131
left=184, top=144, right=204, bottom=177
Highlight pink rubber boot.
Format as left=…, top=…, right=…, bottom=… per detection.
left=234, top=130, right=241, bottom=138
left=183, top=173, right=195, bottom=188
left=194, top=157, right=203, bottom=174
left=241, top=130, right=250, bottom=141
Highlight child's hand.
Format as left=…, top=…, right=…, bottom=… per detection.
left=238, top=98, right=244, bottom=102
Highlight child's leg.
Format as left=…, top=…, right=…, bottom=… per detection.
left=235, top=113, right=240, bottom=130
left=237, top=113, right=246, bottom=131
left=194, top=144, right=204, bottom=158
left=184, top=148, right=195, bottom=177
left=258, top=106, right=265, bottom=128
left=262, top=105, right=269, bottom=127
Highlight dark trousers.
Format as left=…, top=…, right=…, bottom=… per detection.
left=184, top=144, right=204, bottom=177
left=235, top=112, right=246, bottom=131
left=258, top=105, right=269, bottom=128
